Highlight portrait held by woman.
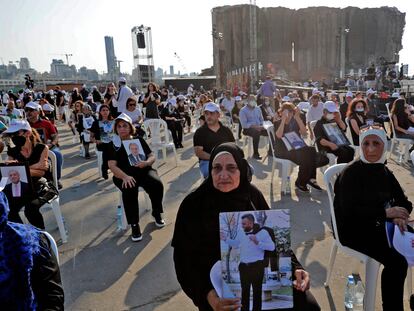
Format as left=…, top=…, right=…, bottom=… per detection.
left=108, top=113, right=165, bottom=242
left=172, top=142, right=320, bottom=311
left=334, top=126, right=413, bottom=311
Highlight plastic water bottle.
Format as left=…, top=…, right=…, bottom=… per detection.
left=116, top=206, right=123, bottom=230
left=286, top=176, right=291, bottom=194
left=353, top=280, right=364, bottom=311
left=344, top=275, right=355, bottom=310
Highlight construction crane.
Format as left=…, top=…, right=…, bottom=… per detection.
left=174, top=52, right=187, bottom=75
left=50, top=53, right=73, bottom=66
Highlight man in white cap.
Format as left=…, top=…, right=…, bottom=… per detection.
left=115, top=77, right=133, bottom=114
left=193, top=102, right=235, bottom=178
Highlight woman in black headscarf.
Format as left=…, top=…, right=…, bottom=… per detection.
left=172, top=142, right=320, bottom=311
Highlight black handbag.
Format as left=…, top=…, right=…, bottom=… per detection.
left=31, top=177, right=59, bottom=206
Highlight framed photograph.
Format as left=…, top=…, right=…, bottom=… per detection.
left=322, top=123, right=350, bottom=146
left=0, top=163, right=33, bottom=199
left=122, top=139, right=147, bottom=166
left=282, top=131, right=306, bottom=151
left=218, top=209, right=293, bottom=310
left=83, top=116, right=95, bottom=129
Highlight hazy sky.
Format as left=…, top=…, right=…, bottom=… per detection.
left=0, top=0, right=413, bottom=75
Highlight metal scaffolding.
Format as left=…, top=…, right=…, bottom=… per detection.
left=131, top=25, right=154, bottom=87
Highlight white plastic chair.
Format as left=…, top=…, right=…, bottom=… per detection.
left=323, top=164, right=412, bottom=310
left=143, top=119, right=178, bottom=168
left=117, top=188, right=150, bottom=230
left=64, top=106, right=72, bottom=125
left=96, top=150, right=103, bottom=178
left=386, top=103, right=412, bottom=163
left=42, top=151, right=67, bottom=243
left=344, top=117, right=360, bottom=158
left=265, top=125, right=297, bottom=195
left=42, top=230, right=59, bottom=264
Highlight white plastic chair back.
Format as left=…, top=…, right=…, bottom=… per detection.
left=143, top=119, right=163, bottom=144
left=48, top=150, right=58, bottom=189
left=42, top=231, right=59, bottom=264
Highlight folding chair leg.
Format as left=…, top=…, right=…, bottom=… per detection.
left=51, top=198, right=68, bottom=243
left=118, top=191, right=128, bottom=230
left=364, top=259, right=380, bottom=311
left=280, top=165, right=289, bottom=194
left=406, top=267, right=412, bottom=298
left=324, top=243, right=338, bottom=287
left=270, top=161, right=275, bottom=185
left=388, top=140, right=395, bottom=160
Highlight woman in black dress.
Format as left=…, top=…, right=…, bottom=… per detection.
left=347, top=98, right=368, bottom=146
left=143, top=82, right=161, bottom=119
left=172, top=142, right=320, bottom=311
left=103, top=82, right=118, bottom=118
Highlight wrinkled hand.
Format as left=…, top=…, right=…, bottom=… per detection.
left=329, top=142, right=338, bottom=151
left=293, top=269, right=310, bottom=292
left=386, top=206, right=410, bottom=220
left=294, top=107, right=301, bottom=119
left=207, top=290, right=241, bottom=311
left=394, top=218, right=408, bottom=233
left=122, top=175, right=136, bottom=188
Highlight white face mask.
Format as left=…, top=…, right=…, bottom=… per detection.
left=326, top=113, right=334, bottom=120
left=355, top=108, right=364, bottom=112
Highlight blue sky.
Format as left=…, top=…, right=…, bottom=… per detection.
left=0, top=0, right=413, bottom=75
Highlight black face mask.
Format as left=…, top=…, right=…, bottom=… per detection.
left=11, top=135, right=26, bottom=148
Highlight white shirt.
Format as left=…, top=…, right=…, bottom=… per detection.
left=116, top=85, right=133, bottom=113
left=306, top=102, right=324, bottom=123
left=221, top=97, right=235, bottom=113
left=12, top=182, right=21, bottom=197
left=124, top=108, right=142, bottom=125
left=226, top=228, right=274, bottom=263
left=2, top=107, right=22, bottom=117
left=2, top=93, right=9, bottom=105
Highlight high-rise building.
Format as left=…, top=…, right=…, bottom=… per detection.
left=169, top=65, right=174, bottom=76
left=50, top=59, right=76, bottom=78
left=104, top=36, right=117, bottom=77
left=19, top=57, right=30, bottom=70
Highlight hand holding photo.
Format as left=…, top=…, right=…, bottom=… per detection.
left=123, top=139, right=147, bottom=166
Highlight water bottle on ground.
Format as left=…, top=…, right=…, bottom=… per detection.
left=344, top=275, right=355, bottom=310
left=286, top=176, right=291, bottom=194
left=116, top=206, right=123, bottom=230
left=353, top=280, right=364, bottom=311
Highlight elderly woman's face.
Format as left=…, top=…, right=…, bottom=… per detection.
left=116, top=120, right=132, bottom=138
left=211, top=153, right=240, bottom=192
left=361, top=134, right=384, bottom=163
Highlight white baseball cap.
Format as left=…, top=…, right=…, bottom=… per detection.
left=323, top=101, right=339, bottom=113
left=282, top=96, right=291, bottom=102
left=312, top=88, right=319, bottom=95
left=119, top=77, right=127, bottom=83
left=345, top=91, right=353, bottom=98
left=366, top=88, right=376, bottom=95
left=3, top=119, right=31, bottom=134
left=115, top=112, right=133, bottom=124
left=204, top=102, right=220, bottom=113
left=392, top=225, right=414, bottom=266
left=391, top=92, right=400, bottom=98
left=25, top=101, right=41, bottom=111
left=235, top=96, right=241, bottom=101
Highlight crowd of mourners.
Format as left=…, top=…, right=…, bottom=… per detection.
left=0, top=74, right=414, bottom=311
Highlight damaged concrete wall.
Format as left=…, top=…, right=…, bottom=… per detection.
left=212, top=5, right=405, bottom=88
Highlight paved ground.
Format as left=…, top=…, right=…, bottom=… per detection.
left=45, top=123, right=414, bottom=311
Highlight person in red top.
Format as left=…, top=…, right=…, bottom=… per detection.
left=25, top=101, right=63, bottom=188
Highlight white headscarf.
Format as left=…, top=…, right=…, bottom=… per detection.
left=359, top=127, right=388, bottom=164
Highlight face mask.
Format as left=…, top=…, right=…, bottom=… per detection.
left=355, top=108, right=364, bottom=112
left=248, top=101, right=257, bottom=108
left=11, top=135, right=26, bottom=148
left=326, top=113, right=334, bottom=121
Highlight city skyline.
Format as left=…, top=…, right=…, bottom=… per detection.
left=0, top=0, right=413, bottom=76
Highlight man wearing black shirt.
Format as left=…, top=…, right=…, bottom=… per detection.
left=193, top=102, right=235, bottom=178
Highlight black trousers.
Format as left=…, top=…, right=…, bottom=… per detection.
left=167, top=120, right=183, bottom=146
left=344, top=229, right=408, bottom=311
left=243, top=128, right=268, bottom=155
left=113, top=169, right=164, bottom=225
left=327, top=145, right=355, bottom=164
left=276, top=146, right=328, bottom=187
left=239, top=260, right=265, bottom=311
left=7, top=195, right=45, bottom=229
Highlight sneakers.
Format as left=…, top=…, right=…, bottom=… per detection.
left=131, top=224, right=142, bottom=242
left=295, top=181, right=309, bottom=193
left=307, top=179, right=323, bottom=191
left=152, top=213, right=166, bottom=228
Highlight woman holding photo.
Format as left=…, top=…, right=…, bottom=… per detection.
left=108, top=113, right=165, bottom=242
left=172, top=142, right=320, bottom=311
